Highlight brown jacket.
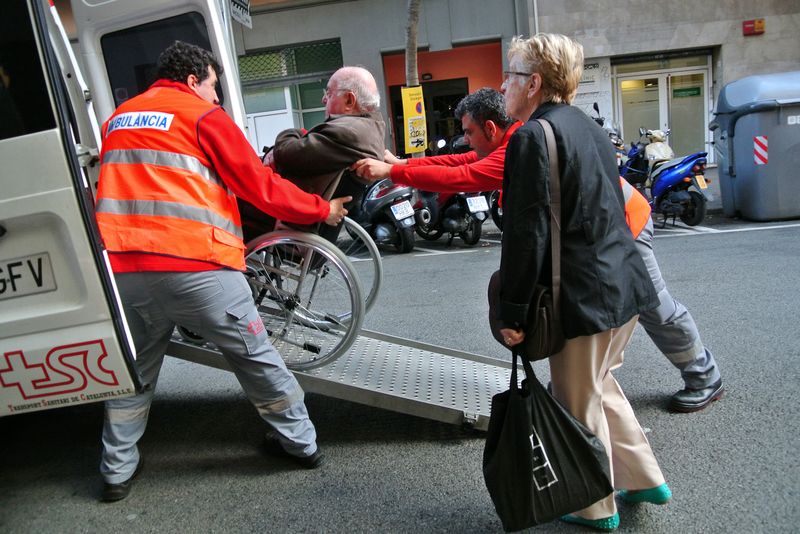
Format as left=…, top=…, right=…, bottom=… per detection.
left=240, top=112, right=385, bottom=241
left=274, top=111, right=386, bottom=199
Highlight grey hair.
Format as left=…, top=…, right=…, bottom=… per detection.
left=333, top=66, right=381, bottom=112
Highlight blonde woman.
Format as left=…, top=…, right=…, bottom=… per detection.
left=498, top=34, right=670, bottom=531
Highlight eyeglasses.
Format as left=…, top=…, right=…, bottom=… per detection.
left=503, top=70, right=533, bottom=79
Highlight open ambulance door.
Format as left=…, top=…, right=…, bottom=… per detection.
left=68, top=0, right=248, bottom=132
left=0, top=0, right=141, bottom=416
left=0, top=0, right=247, bottom=416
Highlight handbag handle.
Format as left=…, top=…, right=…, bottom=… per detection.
left=534, top=118, right=561, bottom=328
left=510, top=349, right=537, bottom=388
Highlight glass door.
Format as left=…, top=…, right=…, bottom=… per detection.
left=668, top=72, right=707, bottom=157
left=619, top=76, right=664, bottom=147
left=617, top=69, right=710, bottom=160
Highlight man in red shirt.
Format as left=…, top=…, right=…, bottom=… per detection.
left=95, top=41, right=348, bottom=502
left=353, top=87, right=517, bottom=196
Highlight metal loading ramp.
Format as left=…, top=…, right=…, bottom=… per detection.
left=167, top=330, right=511, bottom=431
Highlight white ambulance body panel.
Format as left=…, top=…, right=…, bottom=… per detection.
left=1, top=0, right=140, bottom=416
left=2, top=0, right=246, bottom=416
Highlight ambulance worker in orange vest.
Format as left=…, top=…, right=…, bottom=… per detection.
left=94, top=41, right=347, bottom=502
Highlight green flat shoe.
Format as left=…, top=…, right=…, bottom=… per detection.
left=618, top=483, right=672, bottom=504
left=561, top=512, right=620, bottom=531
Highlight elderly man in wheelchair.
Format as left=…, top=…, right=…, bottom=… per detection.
left=216, top=66, right=386, bottom=371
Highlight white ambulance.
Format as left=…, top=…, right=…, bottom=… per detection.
left=0, top=0, right=248, bottom=417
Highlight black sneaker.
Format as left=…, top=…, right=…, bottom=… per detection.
left=263, top=433, right=324, bottom=469
left=100, top=458, right=144, bottom=503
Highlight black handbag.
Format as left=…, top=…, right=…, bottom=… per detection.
left=482, top=351, right=614, bottom=532
left=487, top=118, right=565, bottom=361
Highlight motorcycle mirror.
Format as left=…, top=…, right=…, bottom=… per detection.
left=639, top=127, right=645, bottom=137
left=450, top=135, right=470, bottom=154
left=593, top=102, right=600, bottom=114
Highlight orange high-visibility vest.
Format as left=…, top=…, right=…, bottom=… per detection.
left=620, top=177, right=651, bottom=239
left=95, top=86, right=245, bottom=271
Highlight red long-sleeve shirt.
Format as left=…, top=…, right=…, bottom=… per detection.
left=389, top=122, right=521, bottom=193
left=107, top=81, right=329, bottom=272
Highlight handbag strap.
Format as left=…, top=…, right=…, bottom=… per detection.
left=510, top=349, right=537, bottom=388
left=534, top=118, right=561, bottom=324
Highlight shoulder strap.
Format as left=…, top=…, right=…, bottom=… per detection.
left=534, top=119, right=561, bottom=320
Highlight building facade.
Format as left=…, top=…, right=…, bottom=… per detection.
left=236, top=0, right=799, bottom=162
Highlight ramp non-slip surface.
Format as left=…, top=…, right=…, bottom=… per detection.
left=167, top=330, right=511, bottom=431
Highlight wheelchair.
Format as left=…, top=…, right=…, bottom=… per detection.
left=178, top=172, right=383, bottom=371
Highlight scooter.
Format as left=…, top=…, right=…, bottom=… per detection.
left=414, top=190, right=489, bottom=245
left=412, top=136, right=490, bottom=245
left=592, top=103, right=626, bottom=169
left=485, top=189, right=502, bottom=229
left=621, top=127, right=710, bottom=226
left=350, top=179, right=417, bottom=253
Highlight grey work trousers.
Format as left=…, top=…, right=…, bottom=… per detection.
left=100, top=270, right=317, bottom=484
left=635, top=219, right=721, bottom=389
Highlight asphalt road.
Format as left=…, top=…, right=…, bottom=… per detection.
left=2, top=215, right=799, bottom=533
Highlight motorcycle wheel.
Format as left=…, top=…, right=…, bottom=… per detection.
left=460, top=218, right=482, bottom=245
left=489, top=191, right=503, bottom=229
left=395, top=226, right=415, bottom=253
left=680, top=191, right=707, bottom=226
left=415, top=220, right=443, bottom=241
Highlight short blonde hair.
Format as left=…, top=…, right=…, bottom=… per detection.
left=507, top=33, right=584, bottom=104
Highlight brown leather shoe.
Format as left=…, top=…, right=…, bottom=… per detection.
left=100, top=458, right=144, bottom=503
left=669, top=380, right=724, bottom=412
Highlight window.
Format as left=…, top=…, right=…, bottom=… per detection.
left=100, top=12, right=215, bottom=107
left=0, top=0, right=56, bottom=140
left=239, top=40, right=342, bottom=134
left=239, top=40, right=342, bottom=83
left=297, top=81, right=326, bottom=129
left=243, top=86, right=287, bottom=113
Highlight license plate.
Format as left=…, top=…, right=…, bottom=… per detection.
left=466, top=195, right=489, bottom=213
left=390, top=200, right=414, bottom=220
left=695, top=174, right=708, bottom=189
left=0, top=252, right=57, bottom=301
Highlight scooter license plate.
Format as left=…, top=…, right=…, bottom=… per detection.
left=390, top=200, right=415, bottom=220
left=695, top=175, right=708, bottom=189
left=466, top=195, right=489, bottom=213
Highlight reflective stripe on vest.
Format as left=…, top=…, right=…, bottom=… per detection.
left=620, top=177, right=651, bottom=239
left=103, top=148, right=228, bottom=192
left=95, top=198, right=242, bottom=238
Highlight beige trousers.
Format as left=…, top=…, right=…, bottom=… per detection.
left=549, top=315, right=665, bottom=519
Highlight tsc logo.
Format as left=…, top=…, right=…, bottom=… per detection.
left=0, top=340, right=119, bottom=399
left=247, top=318, right=265, bottom=336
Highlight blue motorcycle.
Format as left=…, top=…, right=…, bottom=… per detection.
left=621, top=128, right=710, bottom=226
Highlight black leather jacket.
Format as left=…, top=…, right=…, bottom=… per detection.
left=498, top=102, right=658, bottom=339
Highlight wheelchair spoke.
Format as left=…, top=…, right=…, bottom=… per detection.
left=244, top=230, right=364, bottom=370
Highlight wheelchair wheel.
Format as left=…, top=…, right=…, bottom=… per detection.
left=177, top=325, right=206, bottom=345
left=338, top=217, right=383, bottom=313
left=245, top=230, right=364, bottom=371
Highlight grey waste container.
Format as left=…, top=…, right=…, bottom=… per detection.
left=710, top=71, right=800, bottom=221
